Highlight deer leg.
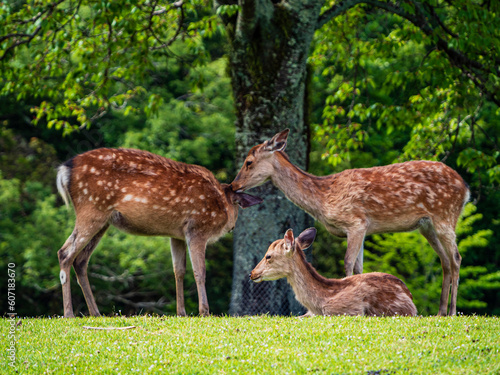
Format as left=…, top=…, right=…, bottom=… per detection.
left=419, top=223, right=452, bottom=316
left=73, top=223, right=110, bottom=317
left=58, top=233, right=78, bottom=318
left=436, top=228, right=461, bottom=316
left=187, top=237, right=209, bottom=316
left=57, top=213, right=110, bottom=318
left=353, top=241, right=364, bottom=275
left=170, top=238, right=187, bottom=317
left=344, top=229, right=366, bottom=276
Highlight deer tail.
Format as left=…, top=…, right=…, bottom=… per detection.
left=57, top=162, right=73, bottom=209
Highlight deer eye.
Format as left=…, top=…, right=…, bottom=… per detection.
left=265, top=255, right=271, bottom=260
left=246, top=160, right=253, bottom=168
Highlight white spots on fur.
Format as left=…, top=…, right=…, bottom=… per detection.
left=123, top=194, right=134, bottom=202
left=78, top=181, right=83, bottom=188
left=83, top=165, right=88, bottom=172
left=121, top=187, right=127, bottom=193
left=90, top=167, right=96, bottom=173
left=175, top=197, right=180, bottom=203
left=199, top=195, right=205, bottom=200
left=170, top=190, right=176, bottom=196
left=89, top=196, right=93, bottom=202
left=60, top=270, right=67, bottom=285
left=163, top=196, right=169, bottom=200
left=98, top=155, right=103, bottom=160
left=417, top=203, right=425, bottom=210
left=192, top=210, right=198, bottom=214
left=153, top=205, right=159, bottom=209
left=97, top=180, right=103, bottom=186
left=211, top=211, right=217, bottom=217
left=202, top=208, right=206, bottom=213
left=134, top=197, right=148, bottom=203
left=189, top=198, right=194, bottom=203
left=183, top=197, right=189, bottom=202
left=83, top=188, right=88, bottom=195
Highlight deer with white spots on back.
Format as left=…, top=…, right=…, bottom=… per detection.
left=231, top=129, right=470, bottom=316
left=56, top=148, right=262, bottom=318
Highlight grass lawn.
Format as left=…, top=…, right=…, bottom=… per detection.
left=1, top=314, right=499, bottom=374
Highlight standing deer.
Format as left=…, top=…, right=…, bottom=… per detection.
left=250, top=228, right=417, bottom=316
left=231, top=129, right=470, bottom=316
left=56, top=148, right=262, bottom=318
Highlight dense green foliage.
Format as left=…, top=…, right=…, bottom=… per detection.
left=1, top=1, right=499, bottom=316
left=2, top=315, right=499, bottom=374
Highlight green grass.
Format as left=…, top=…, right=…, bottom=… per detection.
left=1, top=315, right=499, bottom=374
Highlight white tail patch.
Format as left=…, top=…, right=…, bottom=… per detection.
left=56, top=165, right=72, bottom=209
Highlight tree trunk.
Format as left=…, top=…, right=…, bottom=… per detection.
left=216, top=1, right=322, bottom=315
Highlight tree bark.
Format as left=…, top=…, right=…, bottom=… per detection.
left=216, top=0, right=321, bottom=315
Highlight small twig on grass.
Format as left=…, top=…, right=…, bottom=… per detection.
left=82, top=326, right=136, bottom=331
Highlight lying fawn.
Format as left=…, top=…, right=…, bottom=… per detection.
left=250, top=228, right=417, bottom=316
left=56, top=147, right=262, bottom=317
left=232, top=129, right=469, bottom=316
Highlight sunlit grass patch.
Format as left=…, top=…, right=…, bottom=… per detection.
left=1, top=315, right=498, bottom=374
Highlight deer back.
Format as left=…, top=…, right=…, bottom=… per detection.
left=63, top=148, right=236, bottom=241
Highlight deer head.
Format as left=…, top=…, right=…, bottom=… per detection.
left=250, top=227, right=316, bottom=282
left=231, top=129, right=290, bottom=192
left=222, top=184, right=263, bottom=208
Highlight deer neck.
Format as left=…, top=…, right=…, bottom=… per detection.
left=270, top=152, right=327, bottom=219
left=286, top=250, right=340, bottom=314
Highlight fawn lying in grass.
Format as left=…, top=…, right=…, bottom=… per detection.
left=250, top=228, right=417, bottom=316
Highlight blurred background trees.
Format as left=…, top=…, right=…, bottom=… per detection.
left=1, top=0, right=499, bottom=316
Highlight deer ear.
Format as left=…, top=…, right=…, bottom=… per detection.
left=283, top=228, right=295, bottom=254
left=296, top=227, right=316, bottom=250
left=233, top=192, right=263, bottom=208
left=263, top=129, right=289, bottom=152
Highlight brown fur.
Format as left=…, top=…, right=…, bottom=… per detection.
left=250, top=228, right=417, bottom=316
left=56, top=148, right=262, bottom=317
left=233, top=129, right=469, bottom=316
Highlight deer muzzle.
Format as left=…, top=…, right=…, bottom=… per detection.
left=249, top=270, right=263, bottom=283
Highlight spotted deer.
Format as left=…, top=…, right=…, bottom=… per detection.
left=250, top=228, right=417, bottom=316
left=56, top=148, right=262, bottom=318
left=232, top=129, right=470, bottom=316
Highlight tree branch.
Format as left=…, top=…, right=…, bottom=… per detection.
left=317, top=0, right=366, bottom=29
left=0, top=0, right=65, bottom=61
left=318, top=0, right=499, bottom=106
left=235, top=0, right=258, bottom=41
